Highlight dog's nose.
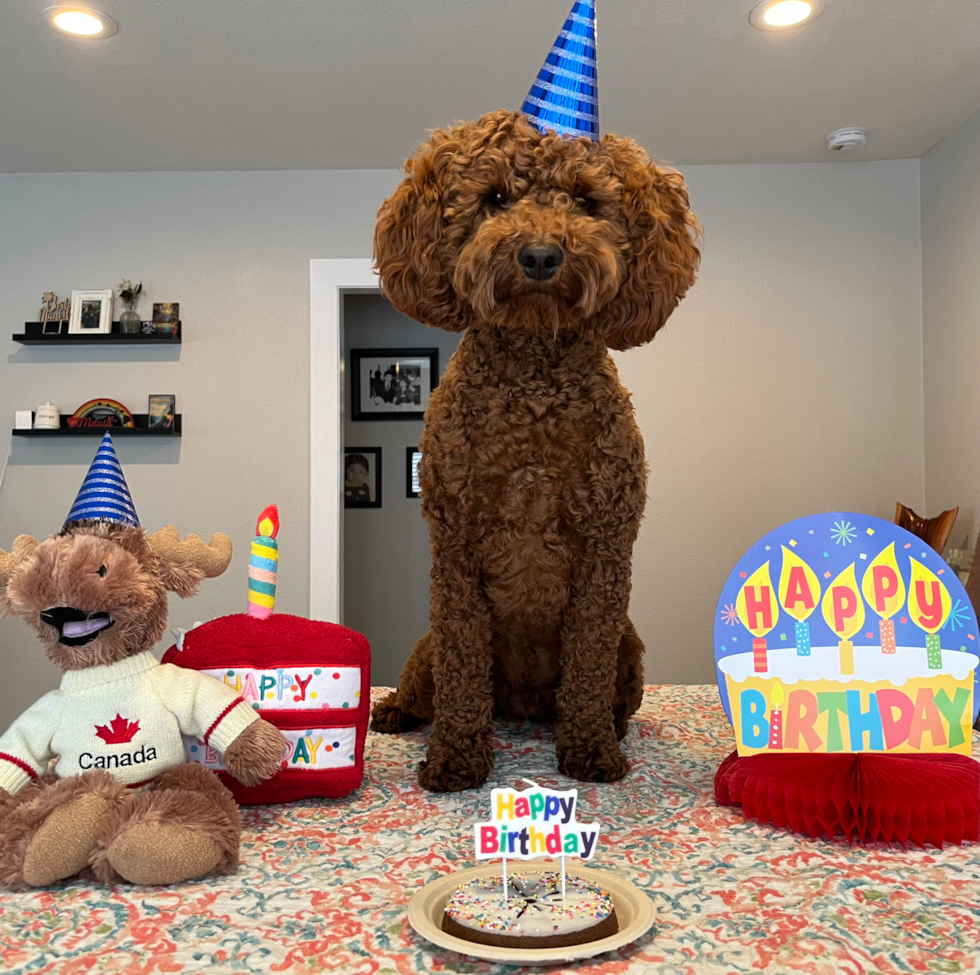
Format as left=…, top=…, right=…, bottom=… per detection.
left=518, top=243, right=564, bottom=281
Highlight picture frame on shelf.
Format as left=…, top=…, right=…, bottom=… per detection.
left=344, top=447, right=381, bottom=508
left=148, top=394, right=176, bottom=432
left=68, top=290, right=113, bottom=334
left=350, top=348, right=438, bottom=420
left=406, top=446, right=422, bottom=498
left=152, top=303, right=179, bottom=334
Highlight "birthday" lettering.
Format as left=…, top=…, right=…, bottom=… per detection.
left=739, top=686, right=971, bottom=752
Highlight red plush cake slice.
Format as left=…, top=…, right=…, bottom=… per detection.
left=162, top=613, right=371, bottom=804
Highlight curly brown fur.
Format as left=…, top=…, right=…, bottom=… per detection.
left=371, top=110, right=699, bottom=791
left=0, top=770, right=125, bottom=888
left=92, top=763, right=240, bottom=884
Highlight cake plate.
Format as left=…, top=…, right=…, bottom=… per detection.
left=407, top=863, right=656, bottom=965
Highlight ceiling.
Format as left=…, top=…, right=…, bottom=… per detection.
left=1, top=0, right=977, bottom=173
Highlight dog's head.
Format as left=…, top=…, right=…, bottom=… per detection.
left=374, top=109, right=700, bottom=349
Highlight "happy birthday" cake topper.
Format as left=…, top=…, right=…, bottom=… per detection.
left=715, top=512, right=979, bottom=757
left=472, top=781, right=601, bottom=901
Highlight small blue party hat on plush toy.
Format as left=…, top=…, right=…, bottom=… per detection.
left=64, top=432, right=140, bottom=528
left=521, top=0, right=598, bottom=140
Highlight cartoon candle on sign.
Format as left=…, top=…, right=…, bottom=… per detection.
left=768, top=680, right=784, bottom=749
left=247, top=504, right=279, bottom=619
left=735, top=562, right=779, bottom=673
left=821, top=563, right=865, bottom=675
left=907, top=557, right=951, bottom=670
left=778, top=547, right=820, bottom=657
left=860, top=543, right=905, bottom=655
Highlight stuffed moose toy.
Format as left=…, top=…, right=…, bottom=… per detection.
left=0, top=434, right=285, bottom=888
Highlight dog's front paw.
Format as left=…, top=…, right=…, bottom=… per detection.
left=418, top=737, right=493, bottom=793
left=557, top=739, right=629, bottom=783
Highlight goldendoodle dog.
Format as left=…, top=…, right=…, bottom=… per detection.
left=370, top=109, right=700, bottom=792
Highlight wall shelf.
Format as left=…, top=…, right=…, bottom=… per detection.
left=13, top=415, right=182, bottom=437
left=12, top=322, right=181, bottom=346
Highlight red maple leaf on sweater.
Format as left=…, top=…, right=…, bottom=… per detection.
left=94, top=714, right=140, bottom=744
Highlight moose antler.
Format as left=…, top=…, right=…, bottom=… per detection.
left=146, top=527, right=233, bottom=579
left=0, top=535, right=39, bottom=587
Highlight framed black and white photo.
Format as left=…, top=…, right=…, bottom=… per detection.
left=344, top=447, right=382, bottom=508
left=406, top=446, right=422, bottom=498
left=350, top=348, right=438, bottom=420
left=68, top=290, right=113, bottom=334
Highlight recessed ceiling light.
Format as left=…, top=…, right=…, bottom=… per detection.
left=749, top=0, right=825, bottom=31
left=44, top=6, right=118, bottom=38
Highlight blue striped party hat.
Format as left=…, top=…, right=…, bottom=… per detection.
left=521, top=0, right=598, bottom=140
left=64, top=432, right=140, bottom=528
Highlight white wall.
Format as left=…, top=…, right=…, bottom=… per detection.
left=616, top=159, right=924, bottom=683
left=921, top=111, right=980, bottom=550
left=0, top=158, right=927, bottom=727
left=0, top=170, right=400, bottom=729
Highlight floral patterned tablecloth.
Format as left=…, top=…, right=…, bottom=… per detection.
left=1, top=685, right=977, bottom=975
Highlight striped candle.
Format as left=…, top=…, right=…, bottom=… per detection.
left=248, top=504, right=279, bottom=619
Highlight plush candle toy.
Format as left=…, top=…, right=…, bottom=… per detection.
left=248, top=504, right=279, bottom=618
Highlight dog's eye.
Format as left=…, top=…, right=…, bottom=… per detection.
left=577, top=197, right=598, bottom=215
left=97, top=564, right=107, bottom=578
left=485, top=190, right=509, bottom=210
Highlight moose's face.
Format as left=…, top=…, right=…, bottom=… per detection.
left=1, top=521, right=231, bottom=671
left=4, top=524, right=169, bottom=670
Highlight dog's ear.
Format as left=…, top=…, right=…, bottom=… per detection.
left=374, top=145, right=470, bottom=332
left=595, top=138, right=701, bottom=351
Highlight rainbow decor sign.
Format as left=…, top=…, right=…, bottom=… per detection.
left=474, top=786, right=601, bottom=862
left=715, top=513, right=979, bottom=757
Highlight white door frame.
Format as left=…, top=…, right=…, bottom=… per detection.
left=309, top=258, right=380, bottom=622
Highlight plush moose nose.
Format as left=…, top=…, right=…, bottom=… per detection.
left=518, top=243, right=564, bottom=280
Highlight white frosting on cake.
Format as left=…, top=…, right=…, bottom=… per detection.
left=444, top=871, right=614, bottom=937
left=719, top=645, right=979, bottom=684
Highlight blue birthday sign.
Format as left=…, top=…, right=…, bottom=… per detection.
left=714, top=513, right=979, bottom=756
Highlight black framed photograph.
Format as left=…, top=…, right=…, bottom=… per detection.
left=148, top=394, right=176, bottom=431
left=350, top=348, right=438, bottom=420
left=406, top=446, right=422, bottom=498
left=344, top=447, right=382, bottom=508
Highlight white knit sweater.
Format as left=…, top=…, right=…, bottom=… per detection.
left=0, top=651, right=258, bottom=797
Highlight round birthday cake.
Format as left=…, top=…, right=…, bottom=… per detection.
left=442, top=871, right=618, bottom=949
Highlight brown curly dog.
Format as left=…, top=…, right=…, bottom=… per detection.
left=370, top=109, right=700, bottom=792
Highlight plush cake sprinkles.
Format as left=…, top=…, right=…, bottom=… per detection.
left=442, top=871, right=618, bottom=949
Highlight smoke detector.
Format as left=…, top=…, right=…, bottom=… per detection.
left=826, top=127, right=868, bottom=152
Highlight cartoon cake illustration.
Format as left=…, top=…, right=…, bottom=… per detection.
left=715, top=513, right=979, bottom=757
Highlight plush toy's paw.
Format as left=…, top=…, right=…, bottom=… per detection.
left=418, top=737, right=493, bottom=793
left=0, top=771, right=125, bottom=888
left=105, top=823, right=223, bottom=886
left=223, top=718, right=286, bottom=786
left=22, top=794, right=115, bottom=887
left=371, top=694, right=425, bottom=734
left=557, top=739, right=630, bottom=783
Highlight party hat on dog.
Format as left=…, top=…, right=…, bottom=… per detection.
left=64, top=432, right=140, bottom=528
left=521, top=0, right=598, bottom=140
